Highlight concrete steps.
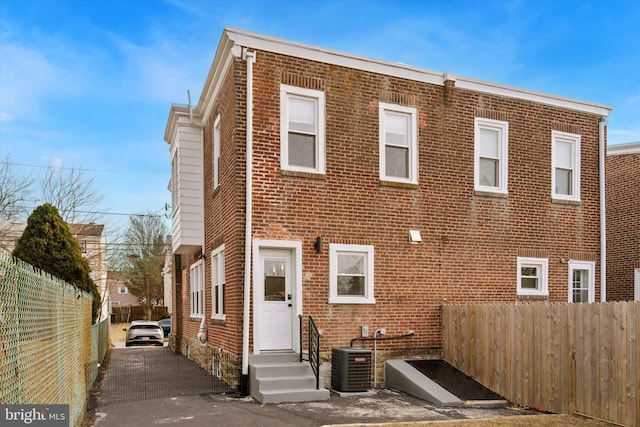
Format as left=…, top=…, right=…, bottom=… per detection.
left=249, top=354, right=330, bottom=404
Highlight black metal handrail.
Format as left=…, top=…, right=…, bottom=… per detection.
left=299, top=315, right=321, bottom=390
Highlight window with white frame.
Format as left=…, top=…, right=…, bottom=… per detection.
left=517, top=257, right=549, bottom=296
left=329, top=244, right=375, bottom=304
left=379, top=103, right=418, bottom=184
left=474, top=118, right=508, bottom=194
left=568, top=261, right=595, bottom=303
left=211, top=245, right=225, bottom=320
left=117, top=286, right=128, bottom=294
left=552, top=131, right=581, bottom=201
left=280, top=85, right=325, bottom=174
left=190, top=260, right=204, bottom=317
left=213, top=114, right=221, bottom=189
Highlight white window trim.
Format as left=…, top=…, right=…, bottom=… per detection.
left=213, top=114, right=221, bottom=189
left=474, top=118, right=509, bottom=194
left=117, top=286, right=128, bottom=294
left=190, top=259, right=205, bottom=318
left=329, top=244, right=375, bottom=304
left=379, top=102, right=418, bottom=184
left=551, top=130, right=581, bottom=202
left=280, top=84, right=326, bottom=174
left=211, top=244, right=225, bottom=320
left=517, top=257, right=549, bottom=296
left=568, top=260, right=595, bottom=303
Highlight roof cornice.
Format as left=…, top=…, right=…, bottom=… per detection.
left=193, top=27, right=612, bottom=127
left=607, top=142, right=640, bottom=155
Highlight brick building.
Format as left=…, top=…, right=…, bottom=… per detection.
left=606, top=142, right=640, bottom=301
left=164, top=28, right=611, bottom=398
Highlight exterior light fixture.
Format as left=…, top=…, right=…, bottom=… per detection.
left=409, top=230, right=422, bottom=244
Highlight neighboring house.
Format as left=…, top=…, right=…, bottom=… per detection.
left=606, top=142, right=640, bottom=301
left=0, top=221, right=110, bottom=321
left=164, top=28, right=611, bottom=397
left=107, top=270, right=140, bottom=307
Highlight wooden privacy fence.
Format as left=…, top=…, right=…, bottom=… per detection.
left=111, top=306, right=168, bottom=322
left=442, top=302, right=638, bottom=427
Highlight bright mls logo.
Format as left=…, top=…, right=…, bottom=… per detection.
left=1, top=405, right=68, bottom=426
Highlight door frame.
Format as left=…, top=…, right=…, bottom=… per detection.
left=252, top=239, right=302, bottom=354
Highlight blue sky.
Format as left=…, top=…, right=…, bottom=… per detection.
left=1, top=0, right=639, bottom=238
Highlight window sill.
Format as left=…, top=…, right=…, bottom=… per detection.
left=380, top=180, right=418, bottom=190
left=474, top=190, right=508, bottom=199
left=551, top=198, right=581, bottom=206
left=281, top=170, right=326, bottom=180
left=189, top=315, right=204, bottom=321
left=329, top=298, right=376, bottom=304
left=210, top=316, right=226, bottom=323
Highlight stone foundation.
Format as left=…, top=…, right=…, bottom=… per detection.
left=171, top=334, right=241, bottom=390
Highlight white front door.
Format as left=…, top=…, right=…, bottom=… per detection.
left=258, top=249, right=294, bottom=351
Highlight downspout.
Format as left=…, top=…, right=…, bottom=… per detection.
left=599, top=117, right=607, bottom=302
left=241, top=47, right=256, bottom=391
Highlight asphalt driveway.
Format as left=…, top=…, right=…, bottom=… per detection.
left=89, top=342, right=611, bottom=427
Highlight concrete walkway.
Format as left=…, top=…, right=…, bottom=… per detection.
left=90, top=346, right=607, bottom=426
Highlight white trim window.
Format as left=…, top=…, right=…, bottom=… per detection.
left=552, top=131, right=581, bottom=201
left=190, top=260, right=205, bottom=318
left=280, top=84, right=325, bottom=174
left=568, top=260, right=595, bottom=303
left=117, top=286, right=128, bottom=294
left=211, top=245, right=225, bottom=320
left=379, top=103, right=418, bottom=184
left=213, top=114, right=221, bottom=189
left=517, top=257, right=549, bottom=297
left=474, top=118, right=508, bottom=194
left=329, top=244, right=375, bottom=304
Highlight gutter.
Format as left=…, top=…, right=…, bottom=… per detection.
left=599, top=117, right=607, bottom=302
left=241, top=47, right=256, bottom=390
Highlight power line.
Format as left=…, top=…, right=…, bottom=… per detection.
left=0, top=160, right=168, bottom=175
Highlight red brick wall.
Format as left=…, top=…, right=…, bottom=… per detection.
left=177, top=49, right=604, bottom=359
left=606, top=151, right=640, bottom=300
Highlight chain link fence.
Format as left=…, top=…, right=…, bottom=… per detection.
left=0, top=248, right=107, bottom=427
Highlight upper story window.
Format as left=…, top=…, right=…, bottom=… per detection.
left=379, top=103, right=418, bottom=184
left=329, top=244, right=375, bottom=304
left=568, top=261, right=595, bottom=303
left=117, top=286, right=128, bottom=294
left=552, top=131, right=581, bottom=202
left=474, top=118, right=508, bottom=194
left=213, top=114, right=221, bottom=189
left=211, top=245, right=225, bottom=320
left=280, top=85, right=325, bottom=174
left=517, top=257, right=549, bottom=297
left=190, top=260, right=204, bottom=318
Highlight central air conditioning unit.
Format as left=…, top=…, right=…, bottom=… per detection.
left=331, top=347, right=372, bottom=392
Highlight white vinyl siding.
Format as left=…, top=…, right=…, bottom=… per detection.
left=379, top=103, right=418, bottom=184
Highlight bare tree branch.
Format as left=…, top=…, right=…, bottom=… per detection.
left=0, top=155, right=33, bottom=221
left=40, top=164, right=104, bottom=224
